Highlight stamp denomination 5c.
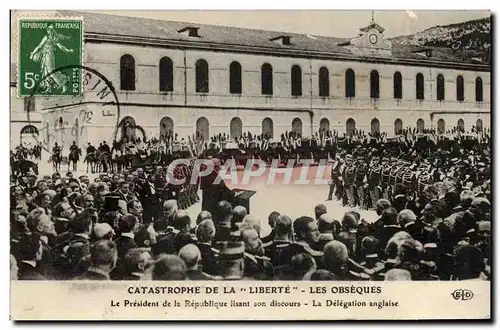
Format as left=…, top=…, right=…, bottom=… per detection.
left=18, top=17, right=83, bottom=97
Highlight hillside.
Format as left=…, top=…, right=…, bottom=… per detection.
left=391, top=16, right=491, bottom=62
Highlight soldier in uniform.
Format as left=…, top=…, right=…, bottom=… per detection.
left=380, top=157, right=392, bottom=201
left=69, top=141, right=78, bottom=153
left=52, top=142, right=62, bottom=155
left=354, top=156, right=368, bottom=209
left=343, top=154, right=356, bottom=207
left=326, top=155, right=344, bottom=201
left=368, top=155, right=382, bottom=209
left=100, top=141, right=111, bottom=154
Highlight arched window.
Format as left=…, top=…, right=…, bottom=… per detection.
left=319, top=67, right=329, bottom=97
left=393, top=71, right=402, bottom=99
left=319, top=118, right=330, bottom=134
left=160, top=117, right=174, bottom=141
left=436, top=74, right=445, bottom=101
left=346, top=118, right=356, bottom=137
left=195, top=59, right=209, bottom=93
left=476, top=77, right=483, bottom=102
left=394, top=118, right=403, bottom=135
left=230, top=117, right=243, bottom=139
left=159, top=57, right=173, bottom=92
left=457, top=118, right=465, bottom=132
left=437, top=119, right=445, bottom=134
left=416, top=73, right=424, bottom=100
left=229, top=61, right=242, bottom=94
left=345, top=69, right=355, bottom=98
left=120, top=54, right=136, bottom=91
left=20, top=125, right=39, bottom=147
left=292, top=118, right=303, bottom=135
left=370, top=70, right=380, bottom=99
left=262, top=117, right=274, bottom=138
left=456, top=75, right=464, bottom=101
left=20, top=125, right=39, bottom=135
left=371, top=118, right=380, bottom=135
left=196, top=117, right=209, bottom=141
left=476, top=119, right=483, bottom=132
left=417, top=119, right=425, bottom=133
left=119, top=116, right=136, bottom=141
left=261, top=63, right=273, bottom=95
left=291, top=65, right=302, bottom=96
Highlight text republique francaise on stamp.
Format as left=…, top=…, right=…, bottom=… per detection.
left=18, top=18, right=83, bottom=97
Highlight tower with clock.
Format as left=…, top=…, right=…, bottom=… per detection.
left=340, top=11, right=393, bottom=57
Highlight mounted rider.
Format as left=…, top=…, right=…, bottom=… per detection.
left=86, top=142, right=96, bottom=155
left=99, top=141, right=111, bottom=154
left=52, top=142, right=62, bottom=155
left=69, top=141, right=79, bottom=153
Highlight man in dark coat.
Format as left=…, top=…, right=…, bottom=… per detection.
left=213, top=201, right=233, bottom=243
left=77, top=240, right=118, bottom=281
left=277, top=216, right=323, bottom=268
left=114, top=214, right=138, bottom=258
left=179, top=244, right=216, bottom=280
left=17, top=234, right=45, bottom=280
left=264, top=214, right=292, bottom=266
left=242, top=228, right=274, bottom=280
left=195, top=219, right=219, bottom=275
left=375, top=207, right=402, bottom=256
left=137, top=174, right=160, bottom=224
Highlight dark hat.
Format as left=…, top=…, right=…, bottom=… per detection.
left=216, top=241, right=244, bottom=261
left=103, top=195, right=120, bottom=212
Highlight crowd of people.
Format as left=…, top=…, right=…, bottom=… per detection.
left=10, top=125, right=491, bottom=281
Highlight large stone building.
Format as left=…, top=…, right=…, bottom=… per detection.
left=10, top=64, right=42, bottom=149
left=25, top=11, right=491, bottom=150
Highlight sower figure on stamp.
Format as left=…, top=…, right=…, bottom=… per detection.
left=29, top=24, right=74, bottom=94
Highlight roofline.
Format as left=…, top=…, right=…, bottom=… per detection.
left=85, top=33, right=491, bottom=72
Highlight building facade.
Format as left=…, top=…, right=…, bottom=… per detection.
left=10, top=64, right=42, bottom=149
left=34, top=11, right=490, bottom=151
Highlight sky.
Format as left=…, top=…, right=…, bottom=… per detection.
left=88, top=10, right=490, bottom=38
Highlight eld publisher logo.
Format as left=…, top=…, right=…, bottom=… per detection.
left=451, top=289, right=474, bottom=301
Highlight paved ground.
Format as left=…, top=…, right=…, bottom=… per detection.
left=35, top=153, right=377, bottom=237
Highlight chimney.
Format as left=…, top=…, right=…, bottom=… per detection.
left=178, top=26, right=200, bottom=38
left=270, top=35, right=292, bottom=46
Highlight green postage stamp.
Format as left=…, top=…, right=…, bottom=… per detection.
left=17, top=17, right=83, bottom=97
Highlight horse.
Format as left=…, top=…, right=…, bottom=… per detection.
left=112, top=152, right=129, bottom=173
left=84, top=152, right=98, bottom=174
left=68, top=147, right=82, bottom=172
left=99, top=151, right=112, bottom=173
left=52, top=149, right=63, bottom=173
left=11, top=158, right=39, bottom=178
